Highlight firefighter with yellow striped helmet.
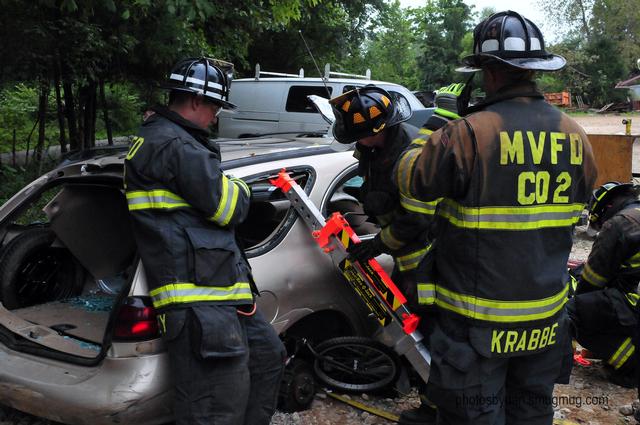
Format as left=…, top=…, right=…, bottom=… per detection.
left=328, top=84, right=436, bottom=302
left=330, top=85, right=411, bottom=144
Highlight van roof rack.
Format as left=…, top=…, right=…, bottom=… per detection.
left=255, top=64, right=304, bottom=79
left=253, top=63, right=371, bottom=81
left=324, top=64, right=371, bottom=80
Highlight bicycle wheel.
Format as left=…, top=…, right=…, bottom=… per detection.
left=312, top=336, right=400, bottom=393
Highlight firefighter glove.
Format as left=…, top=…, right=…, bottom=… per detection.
left=347, top=234, right=387, bottom=263
left=424, top=83, right=465, bottom=131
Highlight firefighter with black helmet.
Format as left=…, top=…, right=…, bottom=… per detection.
left=124, top=57, right=285, bottom=425
left=331, top=84, right=466, bottom=424
left=330, top=85, right=437, bottom=293
left=567, top=182, right=640, bottom=388
left=395, top=11, right=598, bottom=424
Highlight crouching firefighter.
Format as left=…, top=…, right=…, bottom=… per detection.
left=124, top=57, right=286, bottom=425
left=395, top=11, right=597, bottom=424
left=567, top=182, right=640, bottom=388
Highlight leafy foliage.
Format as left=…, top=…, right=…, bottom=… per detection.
left=414, top=0, right=473, bottom=90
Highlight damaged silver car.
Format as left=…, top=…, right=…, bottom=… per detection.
left=0, top=137, right=392, bottom=424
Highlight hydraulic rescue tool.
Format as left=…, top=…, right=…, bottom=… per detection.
left=270, top=169, right=431, bottom=383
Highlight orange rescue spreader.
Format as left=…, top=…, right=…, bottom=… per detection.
left=271, top=168, right=431, bottom=383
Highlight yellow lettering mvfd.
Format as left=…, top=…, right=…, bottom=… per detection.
left=491, top=323, right=558, bottom=354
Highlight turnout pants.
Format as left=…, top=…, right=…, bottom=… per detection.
left=567, top=288, right=637, bottom=372
left=161, top=305, right=286, bottom=425
left=425, top=313, right=573, bottom=425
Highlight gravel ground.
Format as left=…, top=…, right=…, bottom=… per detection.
left=1, top=114, right=639, bottom=425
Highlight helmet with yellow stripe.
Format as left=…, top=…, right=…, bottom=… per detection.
left=329, top=85, right=410, bottom=144
left=588, top=181, right=636, bottom=230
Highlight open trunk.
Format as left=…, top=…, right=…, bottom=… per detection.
left=0, top=179, right=136, bottom=361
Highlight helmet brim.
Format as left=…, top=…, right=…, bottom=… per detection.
left=457, top=53, right=567, bottom=72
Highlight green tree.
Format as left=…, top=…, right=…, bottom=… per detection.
left=361, top=0, right=422, bottom=89
left=414, top=0, right=473, bottom=90
left=245, top=0, right=384, bottom=79
left=590, top=0, right=640, bottom=69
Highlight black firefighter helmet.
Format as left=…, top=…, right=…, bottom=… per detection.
left=588, top=181, right=636, bottom=230
left=329, top=85, right=411, bottom=144
left=457, top=10, right=566, bottom=73
left=163, top=57, right=237, bottom=110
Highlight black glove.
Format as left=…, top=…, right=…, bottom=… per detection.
left=347, top=234, right=387, bottom=263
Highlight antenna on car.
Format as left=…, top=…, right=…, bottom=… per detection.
left=298, top=30, right=331, bottom=98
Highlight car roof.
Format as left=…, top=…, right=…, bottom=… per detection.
left=53, top=136, right=339, bottom=176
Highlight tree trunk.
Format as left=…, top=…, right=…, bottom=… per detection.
left=578, top=0, right=591, bottom=40
left=80, top=81, right=97, bottom=150
left=54, top=63, right=67, bottom=153
left=35, top=80, right=49, bottom=164
left=24, top=118, right=39, bottom=167
left=99, top=80, right=113, bottom=145
left=62, top=79, right=79, bottom=151
left=12, top=129, right=16, bottom=167
left=77, top=86, right=85, bottom=151
left=90, top=82, right=97, bottom=148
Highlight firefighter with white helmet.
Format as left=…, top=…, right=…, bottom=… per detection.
left=395, top=11, right=598, bottom=423
left=125, top=57, right=285, bottom=425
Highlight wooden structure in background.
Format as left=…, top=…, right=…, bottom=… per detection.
left=544, top=91, right=571, bottom=107
left=587, top=134, right=635, bottom=185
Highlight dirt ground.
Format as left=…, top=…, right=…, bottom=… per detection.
left=572, top=114, right=640, bottom=136
left=1, top=113, right=640, bottom=425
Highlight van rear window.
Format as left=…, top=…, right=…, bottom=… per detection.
left=285, top=86, right=333, bottom=113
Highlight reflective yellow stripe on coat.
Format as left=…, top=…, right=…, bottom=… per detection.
left=150, top=282, right=253, bottom=309
left=416, top=283, right=569, bottom=323
left=437, top=199, right=584, bottom=231
left=126, top=190, right=190, bottom=210
left=397, top=244, right=433, bottom=272
left=210, top=175, right=241, bottom=226
left=400, top=194, right=440, bottom=215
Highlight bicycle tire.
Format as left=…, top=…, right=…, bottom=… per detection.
left=312, top=336, right=400, bottom=393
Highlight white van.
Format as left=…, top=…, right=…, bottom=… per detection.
left=217, top=65, right=433, bottom=138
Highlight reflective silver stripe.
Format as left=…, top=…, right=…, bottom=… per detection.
left=417, top=283, right=436, bottom=305
left=126, top=190, right=190, bottom=211
left=433, top=284, right=569, bottom=323
left=400, top=194, right=440, bottom=215
left=608, top=337, right=635, bottom=370
left=438, top=199, right=584, bottom=230
left=169, top=73, right=224, bottom=92
left=210, top=175, right=239, bottom=226
left=150, top=282, right=253, bottom=309
left=397, top=244, right=433, bottom=272
left=230, top=177, right=251, bottom=197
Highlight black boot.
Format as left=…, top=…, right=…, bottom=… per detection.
left=398, top=403, right=437, bottom=425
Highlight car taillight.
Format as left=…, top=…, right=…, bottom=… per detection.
left=113, top=296, right=159, bottom=341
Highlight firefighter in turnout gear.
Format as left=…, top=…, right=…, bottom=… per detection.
left=124, top=57, right=285, bottom=425
left=567, top=182, right=640, bottom=388
left=395, top=11, right=598, bottom=424
left=331, top=84, right=464, bottom=425
left=330, top=85, right=437, bottom=305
